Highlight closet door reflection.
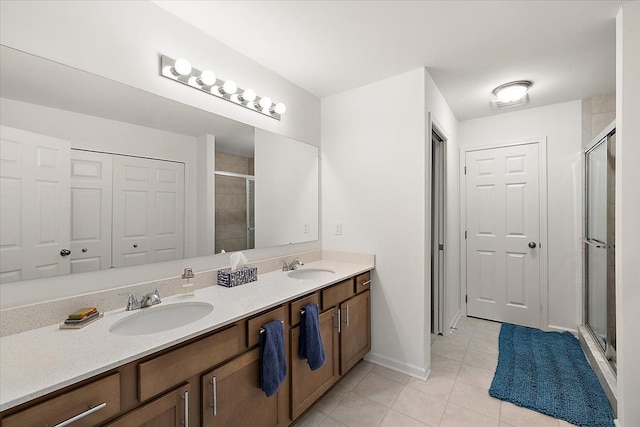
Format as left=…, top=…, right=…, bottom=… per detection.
left=584, top=129, right=616, bottom=367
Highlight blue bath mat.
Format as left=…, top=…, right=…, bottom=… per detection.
left=489, top=323, right=614, bottom=427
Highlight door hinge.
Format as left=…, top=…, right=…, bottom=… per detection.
left=464, top=166, right=467, bottom=175
left=439, top=243, right=444, bottom=251
left=464, top=231, right=467, bottom=239
left=465, top=295, right=468, bottom=303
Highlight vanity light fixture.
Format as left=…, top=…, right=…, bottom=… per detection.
left=160, top=55, right=286, bottom=120
left=491, top=80, right=532, bottom=109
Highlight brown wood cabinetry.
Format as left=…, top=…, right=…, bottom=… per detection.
left=1, top=373, right=120, bottom=427
left=290, top=308, right=339, bottom=420
left=339, top=290, right=371, bottom=374
left=201, top=348, right=286, bottom=427
left=104, top=384, right=189, bottom=427
left=0, top=269, right=372, bottom=427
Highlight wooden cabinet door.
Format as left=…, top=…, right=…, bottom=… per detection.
left=290, top=308, right=339, bottom=420
left=202, top=348, right=285, bottom=427
left=340, top=290, right=371, bottom=375
left=103, top=384, right=189, bottom=427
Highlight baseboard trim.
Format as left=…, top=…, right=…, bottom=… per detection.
left=449, top=309, right=462, bottom=334
left=547, top=324, right=578, bottom=335
left=364, top=352, right=429, bottom=381
left=614, top=419, right=621, bottom=427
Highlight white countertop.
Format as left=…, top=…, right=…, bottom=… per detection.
left=0, top=259, right=373, bottom=412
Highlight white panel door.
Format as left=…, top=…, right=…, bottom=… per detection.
left=70, top=150, right=113, bottom=273
left=465, top=143, right=540, bottom=328
left=112, top=156, right=184, bottom=267
left=0, top=126, right=70, bottom=283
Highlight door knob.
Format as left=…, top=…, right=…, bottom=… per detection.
left=528, top=242, right=537, bottom=249
left=60, top=249, right=71, bottom=256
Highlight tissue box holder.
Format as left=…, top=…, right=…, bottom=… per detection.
left=217, top=267, right=258, bottom=287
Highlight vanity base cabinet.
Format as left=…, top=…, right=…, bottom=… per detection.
left=202, top=347, right=286, bottom=427
left=290, top=308, right=340, bottom=420
left=1, top=373, right=120, bottom=427
left=103, top=384, right=189, bottom=427
left=340, top=290, right=371, bottom=375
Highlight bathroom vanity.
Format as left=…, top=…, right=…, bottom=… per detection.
left=0, top=259, right=372, bottom=427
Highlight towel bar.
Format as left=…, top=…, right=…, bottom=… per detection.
left=259, top=320, right=284, bottom=334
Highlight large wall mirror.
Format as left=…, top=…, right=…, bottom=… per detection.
left=0, top=46, right=319, bottom=284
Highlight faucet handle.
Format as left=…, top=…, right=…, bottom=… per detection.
left=118, top=292, right=139, bottom=310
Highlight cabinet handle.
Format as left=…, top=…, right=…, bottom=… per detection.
left=209, top=376, right=217, bottom=417
left=52, top=402, right=106, bottom=427
left=361, top=280, right=371, bottom=286
left=337, top=308, right=341, bottom=334
left=182, top=390, right=189, bottom=427
left=346, top=305, right=350, bottom=328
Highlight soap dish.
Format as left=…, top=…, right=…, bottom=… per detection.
left=59, top=313, right=103, bottom=330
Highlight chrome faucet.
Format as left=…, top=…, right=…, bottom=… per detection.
left=282, top=257, right=304, bottom=271
left=119, top=287, right=163, bottom=311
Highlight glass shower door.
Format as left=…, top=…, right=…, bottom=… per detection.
left=584, top=130, right=616, bottom=367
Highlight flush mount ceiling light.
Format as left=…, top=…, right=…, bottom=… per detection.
left=491, top=80, right=532, bottom=109
left=160, top=55, right=286, bottom=120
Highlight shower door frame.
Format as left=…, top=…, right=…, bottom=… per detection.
left=582, top=120, right=616, bottom=368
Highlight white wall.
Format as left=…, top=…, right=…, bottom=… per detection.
left=426, top=72, right=461, bottom=337
left=615, top=4, right=640, bottom=426
left=458, top=101, right=582, bottom=332
left=0, top=1, right=320, bottom=146
left=322, top=67, right=458, bottom=378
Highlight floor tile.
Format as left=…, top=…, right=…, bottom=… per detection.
left=391, top=385, right=447, bottom=427
left=353, top=372, right=404, bottom=407
left=330, top=392, right=389, bottom=427
left=406, top=375, right=455, bottom=401
left=295, top=409, right=328, bottom=426
left=339, top=362, right=372, bottom=390
left=439, top=402, right=499, bottom=427
left=379, top=409, right=429, bottom=427
left=499, top=401, right=559, bottom=427
left=448, top=380, right=501, bottom=419
left=314, top=384, right=349, bottom=415
left=319, top=417, right=348, bottom=427
left=430, top=354, right=462, bottom=378
left=463, top=349, right=498, bottom=372
left=456, top=363, right=495, bottom=390
left=468, top=335, right=499, bottom=356
left=557, top=420, right=578, bottom=426
left=371, top=364, right=411, bottom=384
left=431, top=339, right=468, bottom=362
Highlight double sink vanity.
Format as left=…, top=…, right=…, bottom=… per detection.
left=0, top=256, right=374, bottom=427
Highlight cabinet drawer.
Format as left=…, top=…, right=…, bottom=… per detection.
left=247, top=306, right=286, bottom=348
left=138, top=325, right=239, bottom=402
left=321, top=279, right=355, bottom=311
left=2, top=373, right=120, bottom=427
left=290, top=292, right=320, bottom=326
left=355, top=272, right=371, bottom=294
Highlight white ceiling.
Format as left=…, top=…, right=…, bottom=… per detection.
left=153, top=0, right=623, bottom=121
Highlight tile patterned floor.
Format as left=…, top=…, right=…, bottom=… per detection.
left=294, top=316, right=576, bottom=427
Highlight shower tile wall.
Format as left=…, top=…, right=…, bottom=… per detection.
left=215, top=153, right=254, bottom=253
left=582, top=94, right=616, bottom=145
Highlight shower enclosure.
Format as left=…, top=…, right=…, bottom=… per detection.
left=583, top=121, right=616, bottom=370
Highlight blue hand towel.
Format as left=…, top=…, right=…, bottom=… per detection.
left=259, top=320, right=287, bottom=397
left=298, top=303, right=326, bottom=371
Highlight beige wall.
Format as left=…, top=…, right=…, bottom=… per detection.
left=582, top=94, right=616, bottom=146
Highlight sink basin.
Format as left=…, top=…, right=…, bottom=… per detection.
left=109, top=302, right=213, bottom=336
left=287, top=268, right=336, bottom=280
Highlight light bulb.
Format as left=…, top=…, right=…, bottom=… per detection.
left=220, top=80, right=238, bottom=95
left=197, top=70, right=216, bottom=86
left=493, top=81, right=531, bottom=103
left=172, top=58, right=192, bottom=76
left=271, top=103, right=286, bottom=115
left=239, top=88, right=256, bottom=102
left=258, top=96, right=272, bottom=110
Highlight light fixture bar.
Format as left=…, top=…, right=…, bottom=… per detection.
left=160, top=55, right=285, bottom=121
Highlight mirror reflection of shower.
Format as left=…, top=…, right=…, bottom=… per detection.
left=215, top=152, right=255, bottom=253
